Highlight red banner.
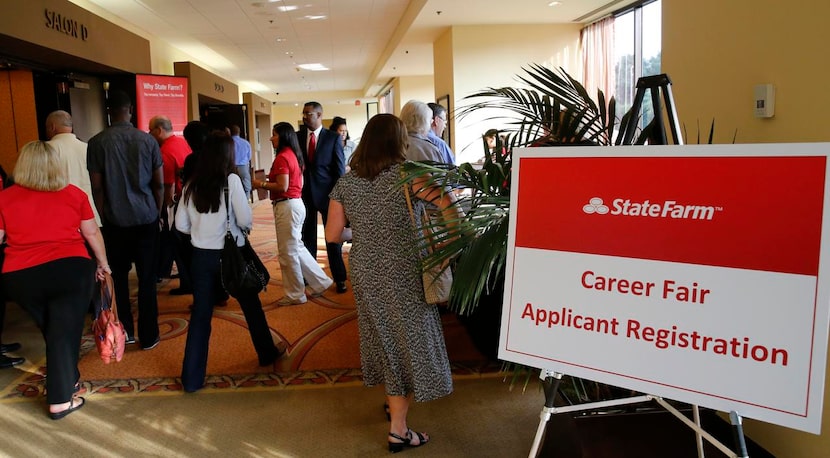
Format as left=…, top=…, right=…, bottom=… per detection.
left=135, top=74, right=188, bottom=135
left=515, top=156, right=826, bottom=276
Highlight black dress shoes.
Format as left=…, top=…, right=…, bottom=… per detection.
left=336, top=281, right=348, bottom=294
left=0, top=354, right=24, bottom=369
left=0, top=342, right=21, bottom=353
left=258, top=346, right=284, bottom=367
left=169, top=287, right=193, bottom=296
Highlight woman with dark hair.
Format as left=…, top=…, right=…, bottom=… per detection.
left=253, top=122, right=332, bottom=305
left=0, top=141, right=110, bottom=418
left=181, top=120, right=210, bottom=185
left=329, top=116, right=357, bottom=166
left=169, top=120, right=213, bottom=298
left=175, top=132, right=281, bottom=393
left=325, top=114, right=461, bottom=452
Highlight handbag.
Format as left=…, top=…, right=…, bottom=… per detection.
left=92, top=273, right=126, bottom=364
left=220, top=185, right=270, bottom=298
left=402, top=180, right=453, bottom=305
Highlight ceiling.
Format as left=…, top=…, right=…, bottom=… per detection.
left=75, top=0, right=636, bottom=105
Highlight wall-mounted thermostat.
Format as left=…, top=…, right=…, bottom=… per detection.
left=754, top=84, right=775, bottom=118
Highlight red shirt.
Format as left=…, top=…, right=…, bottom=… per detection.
left=267, top=147, right=303, bottom=200
left=0, top=184, right=94, bottom=273
left=161, top=135, right=192, bottom=198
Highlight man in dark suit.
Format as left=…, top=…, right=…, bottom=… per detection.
left=298, top=101, right=348, bottom=293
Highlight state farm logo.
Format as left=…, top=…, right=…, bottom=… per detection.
left=583, top=197, right=722, bottom=220
left=583, top=197, right=609, bottom=214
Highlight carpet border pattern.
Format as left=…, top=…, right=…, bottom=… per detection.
left=0, top=360, right=503, bottom=401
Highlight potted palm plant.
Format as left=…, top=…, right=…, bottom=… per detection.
left=401, top=64, right=654, bottom=360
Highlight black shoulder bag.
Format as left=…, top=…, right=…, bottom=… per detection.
left=220, top=184, right=270, bottom=298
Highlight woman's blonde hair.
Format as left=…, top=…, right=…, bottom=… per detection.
left=13, top=141, right=67, bottom=191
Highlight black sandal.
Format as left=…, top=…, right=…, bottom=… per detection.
left=388, top=429, right=429, bottom=453
left=49, top=396, right=85, bottom=420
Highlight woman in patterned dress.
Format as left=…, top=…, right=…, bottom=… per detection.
left=326, top=114, right=461, bottom=453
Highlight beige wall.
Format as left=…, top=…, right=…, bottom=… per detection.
left=173, top=62, right=239, bottom=121
left=149, top=42, right=192, bottom=77
left=271, top=102, right=369, bottom=140
left=663, top=1, right=830, bottom=455
left=393, top=75, right=436, bottom=114
left=0, top=0, right=151, bottom=74
left=446, top=24, right=581, bottom=162
left=242, top=92, right=273, bottom=172
left=270, top=104, right=304, bottom=132
left=664, top=0, right=830, bottom=145
left=433, top=29, right=454, bottom=108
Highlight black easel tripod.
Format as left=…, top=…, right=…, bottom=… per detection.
left=620, top=73, right=684, bottom=146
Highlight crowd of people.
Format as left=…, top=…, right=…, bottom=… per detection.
left=0, top=92, right=464, bottom=452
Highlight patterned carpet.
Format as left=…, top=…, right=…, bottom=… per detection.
left=1, top=200, right=497, bottom=400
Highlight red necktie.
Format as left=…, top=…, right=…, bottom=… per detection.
left=308, top=132, right=316, bottom=163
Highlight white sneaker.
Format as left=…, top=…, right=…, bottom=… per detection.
left=310, top=280, right=334, bottom=297
left=276, top=297, right=306, bottom=306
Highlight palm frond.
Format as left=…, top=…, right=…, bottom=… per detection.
left=402, top=66, right=655, bottom=316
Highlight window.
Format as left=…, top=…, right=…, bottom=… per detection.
left=613, top=0, right=662, bottom=124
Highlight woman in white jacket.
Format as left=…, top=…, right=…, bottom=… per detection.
left=175, top=132, right=281, bottom=393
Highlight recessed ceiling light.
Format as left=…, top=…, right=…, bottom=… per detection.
left=275, top=37, right=287, bottom=42
left=277, top=5, right=297, bottom=12
left=297, top=63, right=329, bottom=71
left=548, top=1, right=562, bottom=6
left=304, top=15, right=327, bottom=20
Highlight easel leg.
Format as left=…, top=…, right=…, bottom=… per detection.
left=528, top=371, right=563, bottom=458
left=729, top=411, right=750, bottom=458
left=693, top=405, right=704, bottom=458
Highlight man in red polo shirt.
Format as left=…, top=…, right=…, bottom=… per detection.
left=149, top=115, right=192, bottom=294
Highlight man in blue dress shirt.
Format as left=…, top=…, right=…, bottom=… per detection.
left=231, top=125, right=252, bottom=198
left=427, top=102, right=455, bottom=165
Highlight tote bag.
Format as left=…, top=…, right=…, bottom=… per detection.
left=92, top=273, right=127, bottom=364
left=219, top=186, right=269, bottom=298
left=402, top=181, right=453, bottom=305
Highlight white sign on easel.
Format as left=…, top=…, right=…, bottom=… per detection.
left=500, top=143, right=830, bottom=434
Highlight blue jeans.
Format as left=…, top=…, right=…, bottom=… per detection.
left=181, top=247, right=278, bottom=392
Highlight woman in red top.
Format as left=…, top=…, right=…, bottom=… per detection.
left=253, top=122, right=332, bottom=305
left=0, top=141, right=110, bottom=420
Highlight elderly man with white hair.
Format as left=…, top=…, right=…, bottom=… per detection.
left=45, top=110, right=101, bottom=226
left=399, top=100, right=444, bottom=163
